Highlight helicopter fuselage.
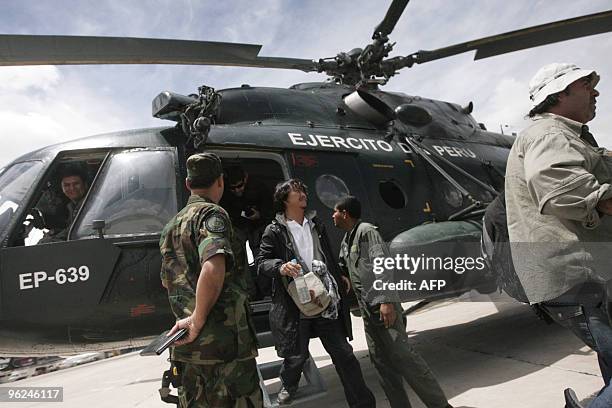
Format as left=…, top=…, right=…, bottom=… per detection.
left=0, top=83, right=513, bottom=355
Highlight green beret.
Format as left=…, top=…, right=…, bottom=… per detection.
left=186, top=153, right=222, bottom=182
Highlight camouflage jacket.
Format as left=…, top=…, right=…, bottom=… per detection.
left=160, top=194, right=257, bottom=364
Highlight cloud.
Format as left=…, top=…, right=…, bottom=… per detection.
left=0, top=66, right=139, bottom=166
left=0, top=111, right=66, bottom=157
left=0, top=66, right=60, bottom=93
left=1, top=0, right=612, bottom=169
left=478, top=77, right=530, bottom=134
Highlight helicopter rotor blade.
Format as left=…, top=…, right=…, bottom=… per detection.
left=372, top=0, right=410, bottom=38
left=410, top=9, right=612, bottom=64
left=0, top=34, right=317, bottom=71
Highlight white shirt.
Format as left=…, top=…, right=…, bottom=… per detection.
left=286, top=217, right=314, bottom=270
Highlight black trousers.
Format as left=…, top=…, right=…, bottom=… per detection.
left=279, top=316, right=376, bottom=408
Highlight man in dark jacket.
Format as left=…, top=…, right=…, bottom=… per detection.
left=257, top=179, right=375, bottom=407
left=220, top=165, right=273, bottom=256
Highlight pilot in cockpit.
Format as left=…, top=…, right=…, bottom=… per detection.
left=37, top=165, right=89, bottom=243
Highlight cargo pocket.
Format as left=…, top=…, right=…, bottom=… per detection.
left=235, top=293, right=258, bottom=357
left=168, top=294, right=193, bottom=318
left=188, top=303, right=238, bottom=363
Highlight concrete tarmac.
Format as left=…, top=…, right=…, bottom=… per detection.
left=6, top=299, right=604, bottom=407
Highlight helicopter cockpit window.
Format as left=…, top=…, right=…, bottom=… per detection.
left=0, top=161, right=44, bottom=239
left=74, top=149, right=177, bottom=239
left=315, top=174, right=350, bottom=209
left=18, top=155, right=105, bottom=246
left=379, top=180, right=406, bottom=209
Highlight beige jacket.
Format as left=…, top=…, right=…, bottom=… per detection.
left=505, top=113, right=612, bottom=303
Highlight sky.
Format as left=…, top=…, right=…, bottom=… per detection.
left=1, top=0, right=611, bottom=167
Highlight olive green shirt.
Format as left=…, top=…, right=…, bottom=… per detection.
left=339, top=221, right=399, bottom=307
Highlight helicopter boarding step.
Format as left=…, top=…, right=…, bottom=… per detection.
left=256, top=332, right=327, bottom=407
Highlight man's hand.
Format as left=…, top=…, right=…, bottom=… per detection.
left=597, top=197, right=612, bottom=215
left=168, top=254, right=224, bottom=346
left=379, top=303, right=397, bottom=328
left=341, top=275, right=351, bottom=294
left=280, top=262, right=301, bottom=278
left=167, top=315, right=205, bottom=346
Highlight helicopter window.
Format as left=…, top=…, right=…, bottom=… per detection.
left=73, top=149, right=177, bottom=239
left=315, top=174, right=350, bottom=210
left=0, top=161, right=44, bottom=238
left=379, top=180, right=406, bottom=209
left=18, top=155, right=107, bottom=246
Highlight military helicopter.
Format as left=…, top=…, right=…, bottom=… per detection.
left=0, top=0, right=611, bottom=356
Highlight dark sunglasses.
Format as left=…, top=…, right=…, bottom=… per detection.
left=229, top=181, right=245, bottom=190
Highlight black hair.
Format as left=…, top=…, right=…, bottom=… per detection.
left=59, top=164, right=87, bottom=185
left=528, top=91, right=566, bottom=117
left=225, top=165, right=246, bottom=185
left=335, top=195, right=361, bottom=219
left=273, top=178, right=307, bottom=213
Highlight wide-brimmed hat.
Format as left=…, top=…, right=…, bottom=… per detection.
left=529, top=63, right=599, bottom=108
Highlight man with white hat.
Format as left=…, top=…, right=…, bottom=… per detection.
left=506, top=63, right=612, bottom=408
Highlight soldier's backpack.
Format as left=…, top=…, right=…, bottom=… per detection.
left=481, top=190, right=529, bottom=303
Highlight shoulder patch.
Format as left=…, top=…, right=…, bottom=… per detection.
left=204, top=212, right=228, bottom=233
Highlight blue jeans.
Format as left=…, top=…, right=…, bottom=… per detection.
left=541, top=288, right=612, bottom=408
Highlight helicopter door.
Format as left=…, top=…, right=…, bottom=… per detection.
left=288, top=151, right=370, bottom=257
left=69, top=147, right=179, bottom=339
left=0, top=148, right=178, bottom=341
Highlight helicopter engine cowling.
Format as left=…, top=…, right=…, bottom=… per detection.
left=343, top=89, right=395, bottom=125
left=387, top=220, right=495, bottom=302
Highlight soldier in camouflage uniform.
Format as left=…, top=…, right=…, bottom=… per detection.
left=333, top=196, right=452, bottom=408
left=160, top=153, right=262, bottom=408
